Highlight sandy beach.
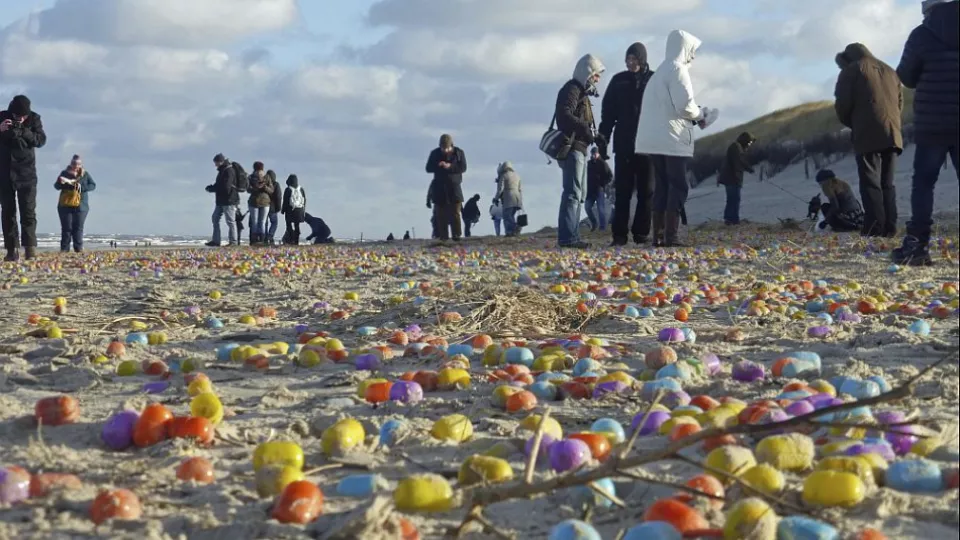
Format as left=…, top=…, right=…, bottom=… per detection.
left=1, top=225, right=958, bottom=540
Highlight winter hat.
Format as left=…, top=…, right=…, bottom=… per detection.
left=286, top=174, right=299, bottom=187
left=922, top=0, right=951, bottom=15
left=253, top=161, right=265, bottom=172
left=70, top=154, right=82, bottom=168
left=8, top=95, right=31, bottom=116
left=439, top=134, right=454, bottom=148
left=835, top=43, right=871, bottom=69
left=815, top=169, right=835, bottom=183
left=625, top=42, right=648, bottom=67
left=591, top=146, right=600, bottom=155
left=213, top=153, right=226, bottom=164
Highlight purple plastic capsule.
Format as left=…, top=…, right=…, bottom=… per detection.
left=700, top=353, right=721, bottom=375
left=388, top=381, right=424, bottom=404
left=661, top=390, right=691, bottom=409
left=525, top=434, right=557, bottom=461
left=354, top=353, right=381, bottom=371
left=593, top=381, right=629, bottom=399
left=631, top=410, right=671, bottom=436
left=786, top=400, right=816, bottom=417
left=142, top=381, right=169, bottom=394
left=807, top=326, right=832, bottom=338
left=658, top=328, right=686, bottom=343
left=549, top=439, right=592, bottom=472
left=0, top=468, right=30, bottom=504
left=732, top=361, right=765, bottom=382
left=101, top=410, right=140, bottom=451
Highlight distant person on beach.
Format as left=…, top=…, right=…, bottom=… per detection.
left=248, top=162, right=275, bottom=245
left=834, top=42, right=904, bottom=238
left=554, top=54, right=605, bottom=249
left=54, top=154, right=96, bottom=253
left=205, top=153, right=239, bottom=247
left=893, top=0, right=959, bottom=266
left=816, top=169, right=865, bottom=232
left=304, top=213, right=333, bottom=244
left=387, top=233, right=395, bottom=242
left=267, top=170, right=281, bottom=246
left=426, top=134, right=467, bottom=241
left=636, top=30, right=719, bottom=248
left=462, top=194, right=481, bottom=238
left=599, top=42, right=656, bottom=246
left=717, top=132, right=756, bottom=226
left=490, top=199, right=503, bottom=237
left=281, top=174, right=306, bottom=245
left=0, top=95, right=46, bottom=262
left=403, top=230, right=410, bottom=240
left=494, top=161, right=523, bottom=237
left=586, top=146, right=613, bottom=232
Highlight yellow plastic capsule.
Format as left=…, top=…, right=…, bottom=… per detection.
left=819, top=440, right=860, bottom=457
left=724, top=498, right=778, bottom=540
left=357, top=378, right=389, bottom=399
left=190, top=392, right=224, bottom=425
left=808, top=380, right=836, bottom=396
left=816, top=456, right=876, bottom=487
left=187, top=377, right=213, bottom=396
left=324, top=338, right=345, bottom=351
left=321, top=418, right=366, bottom=456
left=147, top=332, right=168, bottom=345
left=437, top=368, right=471, bottom=390
left=755, top=433, right=815, bottom=472
left=239, top=314, right=257, bottom=325
left=253, top=441, right=305, bottom=471
left=533, top=354, right=561, bottom=372
left=802, top=471, right=866, bottom=507
left=705, top=446, right=757, bottom=485
left=393, top=474, right=454, bottom=512
left=298, top=348, right=324, bottom=367
left=519, top=414, right=563, bottom=441
left=659, top=416, right=700, bottom=436
left=740, top=464, right=785, bottom=495
left=597, top=371, right=635, bottom=387
left=458, top=455, right=514, bottom=486
left=909, top=436, right=943, bottom=457
left=267, top=342, right=290, bottom=355
left=255, top=465, right=304, bottom=498
left=431, top=414, right=473, bottom=443
left=482, top=345, right=504, bottom=367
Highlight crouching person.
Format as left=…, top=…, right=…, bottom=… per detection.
left=816, top=169, right=865, bottom=232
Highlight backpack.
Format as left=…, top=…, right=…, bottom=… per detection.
left=289, top=187, right=305, bottom=209
left=232, top=162, right=249, bottom=192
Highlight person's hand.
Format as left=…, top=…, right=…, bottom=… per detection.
left=0, top=120, right=11, bottom=133
left=426, top=201, right=432, bottom=209
left=205, top=185, right=215, bottom=193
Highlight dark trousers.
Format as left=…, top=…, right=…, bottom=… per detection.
left=855, top=150, right=898, bottom=237
left=723, top=184, right=742, bottom=224
left=650, top=155, right=691, bottom=213
left=435, top=202, right=462, bottom=240
left=463, top=218, right=473, bottom=238
left=612, top=153, right=654, bottom=241
left=57, top=207, right=88, bottom=251
left=0, top=181, right=37, bottom=251
left=284, top=214, right=301, bottom=243
left=907, top=144, right=959, bottom=245
left=821, top=203, right=863, bottom=232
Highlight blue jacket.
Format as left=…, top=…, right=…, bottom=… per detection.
left=54, top=169, right=96, bottom=212
left=896, top=1, right=959, bottom=146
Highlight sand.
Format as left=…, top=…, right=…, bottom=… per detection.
left=0, top=225, right=958, bottom=540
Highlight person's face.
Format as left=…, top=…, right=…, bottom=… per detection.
left=590, top=72, right=602, bottom=86
left=441, top=145, right=453, bottom=154
left=592, top=152, right=599, bottom=160
left=625, top=54, right=640, bottom=72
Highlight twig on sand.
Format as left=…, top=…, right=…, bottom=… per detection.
left=615, top=469, right=725, bottom=502
left=95, top=315, right=169, bottom=334
left=453, top=505, right=517, bottom=540
left=524, top=408, right=551, bottom=484
left=620, top=391, right=664, bottom=460
left=457, top=354, right=950, bottom=510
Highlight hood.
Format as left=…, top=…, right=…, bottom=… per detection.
left=835, top=43, right=874, bottom=68
left=573, top=54, right=606, bottom=92
left=286, top=174, right=299, bottom=187
left=737, top=132, right=755, bottom=146
left=815, top=169, right=835, bottom=183
left=924, top=1, right=959, bottom=50
left=498, top=161, right=514, bottom=175
left=625, top=42, right=648, bottom=68
left=266, top=170, right=277, bottom=183
left=665, top=30, right=701, bottom=65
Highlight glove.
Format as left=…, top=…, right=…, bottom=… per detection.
left=818, top=220, right=828, bottom=230
left=698, top=107, right=720, bottom=130
left=426, top=200, right=432, bottom=209
left=205, top=185, right=215, bottom=193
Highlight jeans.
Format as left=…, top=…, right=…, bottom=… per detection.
left=268, top=212, right=279, bottom=240
left=211, top=205, right=238, bottom=245
left=723, top=184, right=742, bottom=224
left=906, top=144, right=960, bottom=244
left=612, top=153, right=654, bottom=241
left=57, top=207, right=87, bottom=251
left=503, top=207, right=519, bottom=236
left=0, top=181, right=37, bottom=251
left=251, top=206, right=268, bottom=237
left=493, top=218, right=502, bottom=236
left=585, top=192, right=607, bottom=230
left=558, top=150, right=586, bottom=245
left=856, top=150, right=898, bottom=236
left=651, top=155, right=691, bottom=213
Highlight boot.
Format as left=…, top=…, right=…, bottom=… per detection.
left=892, top=234, right=933, bottom=267
left=665, top=211, right=685, bottom=248
left=652, top=212, right=666, bottom=247
left=610, top=237, right=628, bottom=247
left=25, top=247, right=36, bottom=260
left=3, top=249, right=18, bottom=262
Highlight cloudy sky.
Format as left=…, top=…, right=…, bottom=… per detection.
left=0, top=0, right=921, bottom=239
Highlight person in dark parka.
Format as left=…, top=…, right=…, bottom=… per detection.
left=816, top=169, right=865, bottom=232
left=266, top=170, right=282, bottom=245
left=461, top=193, right=481, bottom=238
left=834, top=42, right=904, bottom=238
left=599, top=42, right=656, bottom=246
left=281, top=174, right=306, bottom=245
left=204, top=153, right=239, bottom=247
left=717, top=132, right=756, bottom=225
left=304, top=213, right=333, bottom=244
left=893, top=0, right=959, bottom=266
left=426, top=134, right=467, bottom=241
left=0, top=95, right=47, bottom=261
left=54, top=155, right=96, bottom=253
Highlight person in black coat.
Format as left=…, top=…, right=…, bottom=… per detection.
left=717, top=132, right=756, bottom=225
left=461, top=194, right=481, bottom=237
left=304, top=213, right=333, bottom=244
left=204, top=153, right=239, bottom=247
left=893, top=0, right=959, bottom=266
left=425, top=134, right=467, bottom=241
left=266, top=170, right=282, bottom=245
left=585, top=147, right=613, bottom=231
left=0, top=95, right=47, bottom=261
left=281, top=174, right=306, bottom=245
left=599, top=43, right=656, bottom=246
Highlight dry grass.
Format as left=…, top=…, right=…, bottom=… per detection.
left=696, top=91, right=916, bottom=157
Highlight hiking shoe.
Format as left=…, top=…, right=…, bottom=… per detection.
left=891, top=246, right=933, bottom=267
left=3, top=249, right=18, bottom=262
left=24, top=247, right=36, bottom=260
left=559, top=241, right=590, bottom=249
left=633, top=236, right=648, bottom=245
left=610, top=238, right=628, bottom=247
left=205, top=241, right=221, bottom=247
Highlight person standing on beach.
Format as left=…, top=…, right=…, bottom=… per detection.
left=833, top=42, right=904, bottom=238
left=494, top=161, right=523, bottom=237
left=585, top=146, right=613, bottom=232
left=54, top=155, right=96, bottom=253
left=248, top=162, right=274, bottom=245
left=281, top=174, right=306, bottom=245
left=0, top=95, right=47, bottom=261
left=555, top=54, right=605, bottom=249
left=599, top=42, right=656, bottom=246
left=717, top=132, right=756, bottom=226
left=205, top=153, right=239, bottom=247
left=425, top=134, right=467, bottom=241
left=489, top=199, right=503, bottom=237
left=892, top=0, right=959, bottom=266
left=635, top=30, right=719, bottom=247
left=266, top=169, right=282, bottom=246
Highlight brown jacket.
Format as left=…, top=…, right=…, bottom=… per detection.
left=819, top=177, right=860, bottom=216
left=834, top=43, right=903, bottom=154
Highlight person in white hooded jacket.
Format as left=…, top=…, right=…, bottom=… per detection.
left=635, top=30, right=719, bottom=247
